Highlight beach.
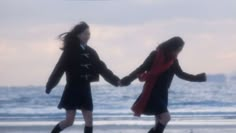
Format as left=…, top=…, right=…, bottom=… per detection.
left=1, top=119, right=236, bottom=133
left=1, top=0, right=236, bottom=132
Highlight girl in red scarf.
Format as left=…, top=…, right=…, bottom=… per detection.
left=120, top=37, right=207, bottom=133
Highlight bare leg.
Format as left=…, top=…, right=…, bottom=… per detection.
left=156, top=112, right=171, bottom=125
left=152, top=112, right=170, bottom=133
left=59, top=110, right=76, bottom=129
left=51, top=110, right=76, bottom=133
left=82, top=109, right=93, bottom=133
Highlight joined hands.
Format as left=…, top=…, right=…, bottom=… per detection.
left=117, top=76, right=131, bottom=87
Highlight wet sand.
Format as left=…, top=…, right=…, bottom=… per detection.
left=1, top=119, right=236, bottom=133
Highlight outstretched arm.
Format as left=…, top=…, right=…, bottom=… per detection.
left=120, top=51, right=156, bottom=86
left=46, top=51, right=66, bottom=94
left=93, top=51, right=120, bottom=87
left=174, top=60, right=206, bottom=82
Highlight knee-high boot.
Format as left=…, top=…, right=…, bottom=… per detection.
left=84, top=126, right=93, bottom=133
left=154, top=123, right=166, bottom=133
left=147, top=127, right=155, bottom=133
left=51, top=123, right=63, bottom=133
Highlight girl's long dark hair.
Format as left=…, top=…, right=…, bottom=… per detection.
left=157, top=36, right=185, bottom=62
left=58, top=21, right=89, bottom=51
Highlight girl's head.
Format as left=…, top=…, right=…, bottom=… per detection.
left=59, top=21, right=90, bottom=50
left=158, top=36, right=185, bottom=58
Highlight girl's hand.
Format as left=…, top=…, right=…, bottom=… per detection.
left=45, top=87, right=51, bottom=94
left=196, top=73, right=207, bottom=82
left=117, top=80, right=122, bottom=87
left=120, top=76, right=131, bottom=86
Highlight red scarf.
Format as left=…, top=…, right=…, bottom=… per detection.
left=131, top=48, right=176, bottom=116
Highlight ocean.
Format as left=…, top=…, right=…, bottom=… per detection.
left=0, top=76, right=235, bottom=125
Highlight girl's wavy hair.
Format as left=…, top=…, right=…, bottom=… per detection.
left=58, top=21, right=89, bottom=50
left=157, top=36, right=185, bottom=62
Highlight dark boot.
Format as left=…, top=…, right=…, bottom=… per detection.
left=154, top=123, right=166, bottom=133
left=84, top=126, right=93, bottom=133
left=148, top=127, right=155, bottom=133
left=51, top=123, right=63, bottom=133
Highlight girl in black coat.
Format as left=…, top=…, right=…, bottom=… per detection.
left=120, top=37, right=207, bottom=133
left=46, top=22, right=120, bottom=133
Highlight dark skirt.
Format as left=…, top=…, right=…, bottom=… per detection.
left=139, top=85, right=169, bottom=115
left=58, top=82, right=93, bottom=111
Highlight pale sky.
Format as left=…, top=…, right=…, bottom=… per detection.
left=0, top=0, right=236, bottom=86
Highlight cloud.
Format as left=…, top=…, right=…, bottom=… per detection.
left=218, top=53, right=236, bottom=60
left=1, top=18, right=236, bottom=85
left=90, top=18, right=236, bottom=76
left=0, top=1, right=236, bottom=85
left=1, top=0, right=236, bottom=26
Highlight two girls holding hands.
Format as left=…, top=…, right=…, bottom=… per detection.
left=46, top=22, right=206, bottom=133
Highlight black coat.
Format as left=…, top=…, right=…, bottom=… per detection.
left=46, top=44, right=119, bottom=111
left=121, top=51, right=206, bottom=115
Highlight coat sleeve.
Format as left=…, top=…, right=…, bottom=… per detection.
left=46, top=51, right=67, bottom=91
left=93, top=51, right=120, bottom=87
left=120, top=51, right=156, bottom=85
left=174, top=59, right=206, bottom=82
